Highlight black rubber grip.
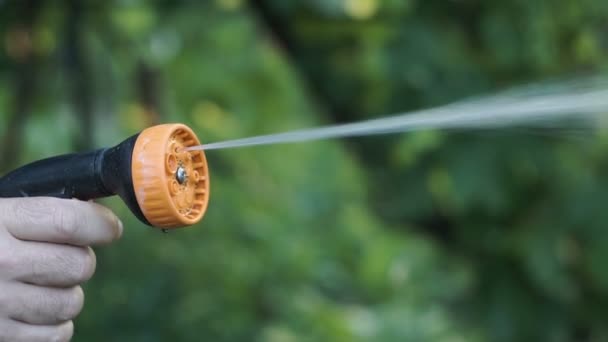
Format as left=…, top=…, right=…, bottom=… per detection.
left=0, top=134, right=150, bottom=226
left=0, top=149, right=109, bottom=199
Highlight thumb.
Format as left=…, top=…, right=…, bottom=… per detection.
left=0, top=197, right=123, bottom=246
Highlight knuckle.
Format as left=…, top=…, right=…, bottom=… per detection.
left=11, top=198, right=55, bottom=225
left=0, top=248, right=17, bottom=273
left=9, top=199, right=33, bottom=225
left=0, top=287, right=10, bottom=314
left=52, top=207, right=81, bottom=240
left=8, top=198, right=25, bottom=215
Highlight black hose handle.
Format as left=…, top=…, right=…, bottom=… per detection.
left=0, top=134, right=150, bottom=225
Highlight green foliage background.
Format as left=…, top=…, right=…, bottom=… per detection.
left=1, top=0, right=608, bottom=341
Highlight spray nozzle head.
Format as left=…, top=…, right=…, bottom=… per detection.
left=103, top=123, right=210, bottom=229
left=129, top=123, right=210, bottom=229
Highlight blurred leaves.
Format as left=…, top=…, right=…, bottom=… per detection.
left=2, top=0, right=608, bottom=341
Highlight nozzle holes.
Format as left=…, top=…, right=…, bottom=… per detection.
left=169, top=180, right=180, bottom=195
left=166, top=154, right=178, bottom=173
left=192, top=171, right=200, bottom=182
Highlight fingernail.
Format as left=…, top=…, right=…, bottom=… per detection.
left=116, top=218, right=124, bottom=238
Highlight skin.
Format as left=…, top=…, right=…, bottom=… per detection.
left=0, top=197, right=122, bottom=342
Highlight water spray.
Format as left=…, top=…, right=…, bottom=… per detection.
left=0, top=77, right=607, bottom=229
left=190, top=78, right=608, bottom=151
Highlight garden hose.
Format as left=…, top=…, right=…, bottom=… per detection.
left=0, top=123, right=210, bottom=229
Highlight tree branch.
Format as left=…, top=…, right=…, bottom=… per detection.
left=0, top=0, right=43, bottom=171
left=135, top=60, right=162, bottom=126
left=65, top=0, right=94, bottom=151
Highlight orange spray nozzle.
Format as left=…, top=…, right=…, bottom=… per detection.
left=132, top=123, right=210, bottom=228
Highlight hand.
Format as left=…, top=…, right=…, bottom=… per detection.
left=0, top=198, right=122, bottom=342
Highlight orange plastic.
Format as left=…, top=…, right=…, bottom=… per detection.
left=131, top=123, right=210, bottom=228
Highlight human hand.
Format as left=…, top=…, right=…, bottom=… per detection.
left=0, top=198, right=122, bottom=341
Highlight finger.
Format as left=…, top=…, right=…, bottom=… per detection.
left=10, top=242, right=96, bottom=287
left=0, top=319, right=73, bottom=342
left=1, top=283, right=84, bottom=325
left=0, top=197, right=123, bottom=246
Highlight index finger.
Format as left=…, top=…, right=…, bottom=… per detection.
left=0, top=197, right=123, bottom=246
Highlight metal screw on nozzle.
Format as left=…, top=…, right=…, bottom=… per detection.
left=176, top=166, right=187, bottom=184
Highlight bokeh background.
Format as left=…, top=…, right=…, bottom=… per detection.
left=2, top=0, right=608, bottom=341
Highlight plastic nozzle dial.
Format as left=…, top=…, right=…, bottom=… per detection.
left=131, top=124, right=210, bottom=228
